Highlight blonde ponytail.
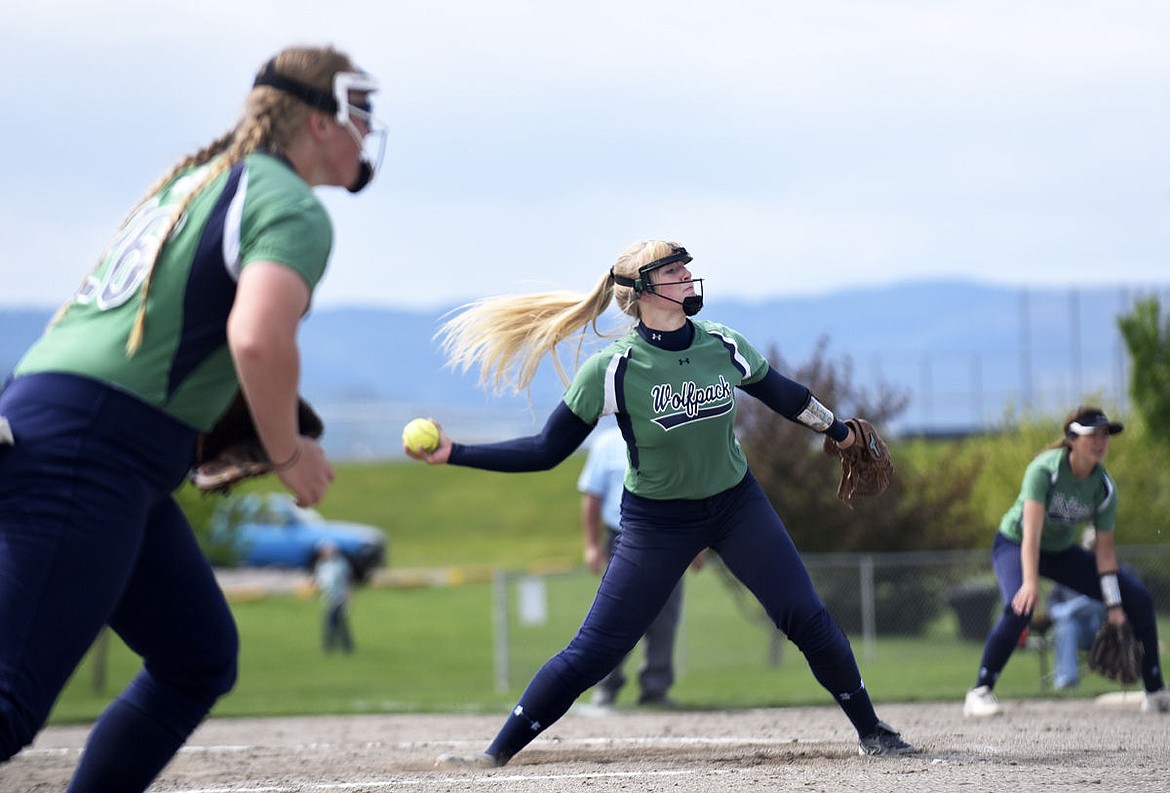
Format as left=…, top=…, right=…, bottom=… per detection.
left=438, top=240, right=681, bottom=394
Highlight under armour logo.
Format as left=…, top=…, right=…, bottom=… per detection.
left=514, top=704, right=541, bottom=731
left=651, top=332, right=662, bottom=341
left=679, top=357, right=690, bottom=365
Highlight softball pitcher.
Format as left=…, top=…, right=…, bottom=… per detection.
left=0, top=45, right=383, bottom=792
left=407, top=239, right=916, bottom=766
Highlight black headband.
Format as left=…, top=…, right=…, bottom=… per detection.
left=253, top=60, right=338, bottom=113
left=611, top=245, right=693, bottom=293
left=639, top=247, right=693, bottom=275
left=610, top=269, right=637, bottom=289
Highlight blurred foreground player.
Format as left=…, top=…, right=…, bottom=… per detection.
left=0, top=44, right=384, bottom=791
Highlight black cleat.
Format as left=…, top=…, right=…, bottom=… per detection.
left=858, top=720, right=916, bottom=756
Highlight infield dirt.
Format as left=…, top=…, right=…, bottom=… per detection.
left=3, top=696, right=1165, bottom=792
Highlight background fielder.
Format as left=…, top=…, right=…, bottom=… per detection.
left=963, top=406, right=1168, bottom=717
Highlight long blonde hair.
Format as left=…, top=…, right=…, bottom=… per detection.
left=52, top=45, right=355, bottom=355
left=438, top=240, right=683, bottom=394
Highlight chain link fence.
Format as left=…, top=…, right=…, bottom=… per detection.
left=493, top=545, right=1170, bottom=691
left=802, top=544, right=1170, bottom=646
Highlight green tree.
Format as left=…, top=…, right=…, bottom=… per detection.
left=1118, top=296, right=1170, bottom=447
left=735, top=338, right=987, bottom=553
left=729, top=339, right=991, bottom=635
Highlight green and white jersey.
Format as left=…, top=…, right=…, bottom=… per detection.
left=563, top=320, right=768, bottom=500
left=16, top=152, right=332, bottom=431
left=998, top=447, right=1118, bottom=552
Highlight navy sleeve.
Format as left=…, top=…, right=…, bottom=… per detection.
left=448, top=401, right=595, bottom=472
left=738, top=366, right=849, bottom=442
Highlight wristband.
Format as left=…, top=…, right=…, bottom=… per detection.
left=795, top=393, right=834, bottom=432
left=1099, top=572, right=1122, bottom=609
left=272, top=443, right=302, bottom=472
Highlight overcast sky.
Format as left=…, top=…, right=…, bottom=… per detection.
left=3, top=1, right=1169, bottom=311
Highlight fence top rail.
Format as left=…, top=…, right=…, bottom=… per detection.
left=800, top=544, right=1170, bottom=567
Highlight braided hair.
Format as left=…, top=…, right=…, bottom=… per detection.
left=52, top=45, right=354, bottom=355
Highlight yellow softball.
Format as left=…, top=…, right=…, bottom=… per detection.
left=402, top=418, right=440, bottom=453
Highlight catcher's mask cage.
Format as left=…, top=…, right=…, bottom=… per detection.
left=253, top=61, right=387, bottom=193
left=611, top=244, right=705, bottom=316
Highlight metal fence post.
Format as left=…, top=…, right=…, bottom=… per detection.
left=492, top=569, right=510, bottom=693
left=859, top=554, right=876, bottom=664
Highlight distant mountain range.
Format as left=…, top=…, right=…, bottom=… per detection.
left=0, top=279, right=1151, bottom=459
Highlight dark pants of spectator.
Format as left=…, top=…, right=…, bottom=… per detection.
left=323, top=603, right=353, bottom=654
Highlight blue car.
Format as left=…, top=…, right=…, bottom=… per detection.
left=212, top=492, right=387, bottom=582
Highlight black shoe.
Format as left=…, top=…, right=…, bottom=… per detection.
left=858, top=720, right=916, bottom=756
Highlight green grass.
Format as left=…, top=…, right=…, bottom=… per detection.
left=52, top=455, right=1170, bottom=724
left=49, top=562, right=1162, bottom=725
left=240, top=458, right=588, bottom=570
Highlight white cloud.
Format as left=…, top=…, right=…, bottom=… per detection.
left=2, top=1, right=1169, bottom=309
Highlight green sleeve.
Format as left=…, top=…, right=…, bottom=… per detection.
left=1018, top=455, right=1053, bottom=502
left=240, top=199, right=332, bottom=290
left=561, top=352, right=609, bottom=425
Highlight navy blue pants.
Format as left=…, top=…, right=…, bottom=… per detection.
left=975, top=532, right=1164, bottom=692
left=593, top=526, right=684, bottom=702
left=0, top=374, right=238, bottom=792
left=487, top=472, right=877, bottom=764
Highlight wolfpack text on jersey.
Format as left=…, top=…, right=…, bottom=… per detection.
left=563, top=320, right=767, bottom=499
